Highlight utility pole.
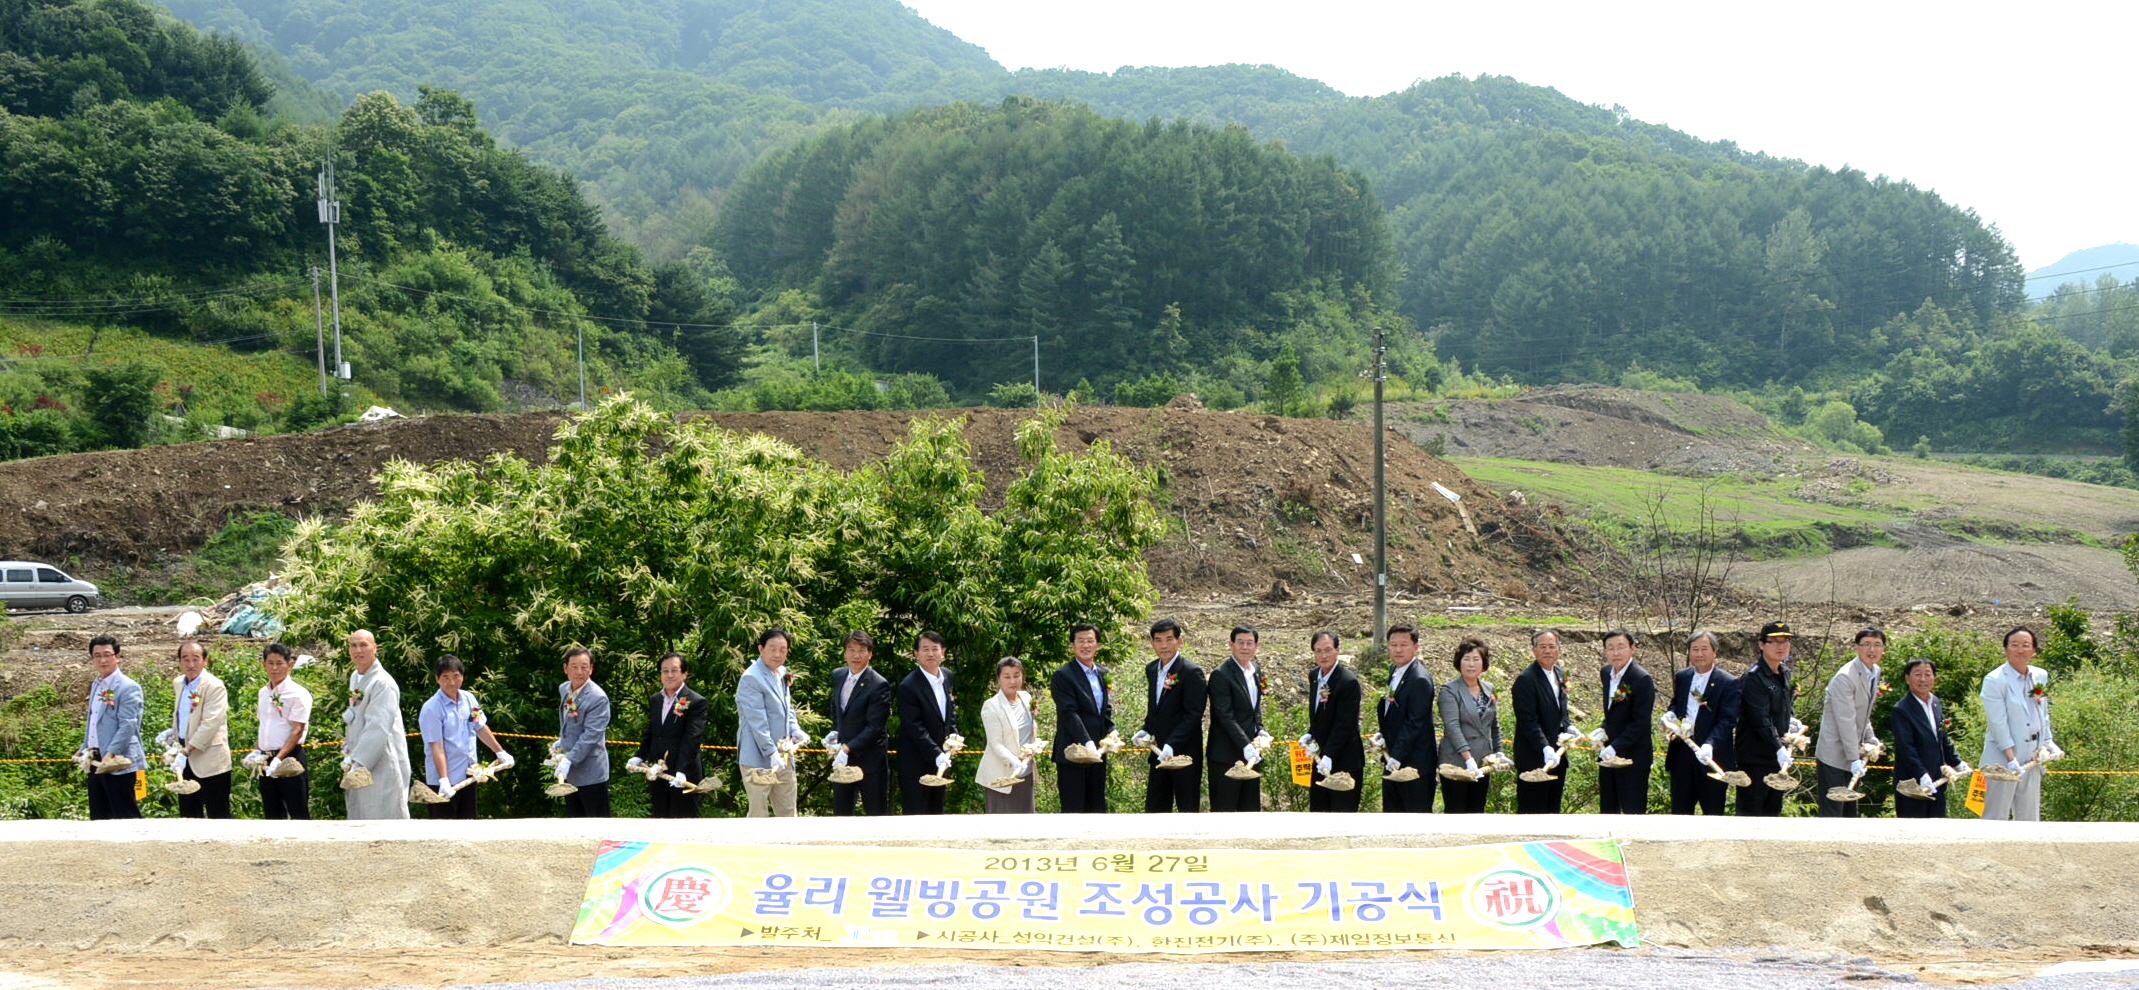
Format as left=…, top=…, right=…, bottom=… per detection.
left=1372, top=325, right=1388, bottom=651
left=310, top=266, right=326, bottom=396
left=316, top=161, right=346, bottom=382
left=577, top=324, right=586, bottom=408
left=1031, top=336, right=1040, bottom=405
left=811, top=321, right=820, bottom=372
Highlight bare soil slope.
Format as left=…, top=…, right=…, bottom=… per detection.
left=0, top=405, right=1566, bottom=603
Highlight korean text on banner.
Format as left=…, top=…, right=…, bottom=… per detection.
left=572, top=840, right=1639, bottom=953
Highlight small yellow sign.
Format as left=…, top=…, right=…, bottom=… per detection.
left=1290, top=740, right=1313, bottom=786
left=1964, top=770, right=1986, bottom=816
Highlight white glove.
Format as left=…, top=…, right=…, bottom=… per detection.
left=492, top=751, right=514, bottom=770
left=1296, top=733, right=1313, bottom=750
left=2045, top=743, right=2066, bottom=761
left=1849, top=758, right=1867, bottom=777
left=1918, top=773, right=1936, bottom=789
left=1598, top=746, right=1617, bottom=762
left=830, top=749, right=849, bottom=768
left=170, top=754, right=188, bottom=777
left=269, top=756, right=290, bottom=777
left=437, top=779, right=458, bottom=799
left=822, top=731, right=842, bottom=750
left=669, top=774, right=689, bottom=789
left=1243, top=745, right=1260, bottom=764
left=1157, top=744, right=1174, bottom=762
left=1788, top=717, right=1807, bottom=735
left=934, top=752, right=952, bottom=774
left=1659, top=712, right=1681, bottom=735
left=790, top=728, right=811, bottom=745
left=1385, top=755, right=1401, bottom=773
left=1020, top=758, right=1034, bottom=779
left=2006, top=758, right=2025, bottom=773
left=556, top=759, right=572, bottom=781
left=1252, top=731, right=1274, bottom=751
left=1556, top=730, right=1581, bottom=746
left=1540, top=747, right=1556, bottom=769
left=1775, top=747, right=1791, bottom=769
left=940, top=733, right=964, bottom=753
left=1587, top=727, right=1607, bottom=745
left=1464, top=756, right=1479, bottom=772
left=1132, top=730, right=1154, bottom=748
left=1695, top=743, right=1713, bottom=765
left=1316, top=755, right=1333, bottom=776
left=1955, top=760, right=1972, bottom=776
left=339, top=755, right=355, bottom=772
left=548, top=740, right=566, bottom=757
left=155, top=728, right=177, bottom=748
left=625, top=756, right=645, bottom=773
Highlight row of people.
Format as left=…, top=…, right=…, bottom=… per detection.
left=74, top=617, right=2058, bottom=820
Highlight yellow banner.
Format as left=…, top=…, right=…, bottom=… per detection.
left=1966, top=769, right=1987, bottom=816
left=572, top=840, right=1639, bottom=952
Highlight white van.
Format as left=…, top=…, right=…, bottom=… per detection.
left=0, top=562, right=101, bottom=612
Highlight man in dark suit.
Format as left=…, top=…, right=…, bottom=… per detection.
left=1512, top=629, right=1574, bottom=814
left=1050, top=623, right=1114, bottom=813
left=1377, top=623, right=1436, bottom=813
left=1206, top=626, right=1266, bottom=812
left=895, top=630, right=958, bottom=815
left=1305, top=630, right=1363, bottom=813
left=1735, top=620, right=1796, bottom=817
left=631, top=652, right=708, bottom=817
left=1892, top=657, right=1965, bottom=818
left=1594, top=628, right=1655, bottom=815
left=1665, top=630, right=1740, bottom=816
left=828, top=631, right=892, bottom=816
left=1140, top=618, right=1206, bottom=813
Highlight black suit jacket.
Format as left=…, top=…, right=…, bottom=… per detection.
left=1206, top=660, right=1263, bottom=765
left=1050, top=660, right=1114, bottom=763
left=1665, top=666, right=1741, bottom=771
left=1890, top=693, right=1960, bottom=783
left=1141, top=656, right=1207, bottom=761
left=636, top=685, right=709, bottom=779
left=895, top=668, right=958, bottom=778
left=1307, top=664, right=1365, bottom=775
left=1377, top=663, right=1436, bottom=769
left=829, top=665, right=891, bottom=761
left=1511, top=662, right=1571, bottom=771
left=1735, top=662, right=1792, bottom=771
left=1598, top=662, right=1656, bottom=768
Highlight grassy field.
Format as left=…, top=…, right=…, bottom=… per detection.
left=0, top=316, right=361, bottom=426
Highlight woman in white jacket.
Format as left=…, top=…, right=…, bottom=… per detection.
left=978, top=657, right=1040, bottom=813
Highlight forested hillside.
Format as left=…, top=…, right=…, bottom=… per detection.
left=16, top=0, right=2135, bottom=459
left=0, top=0, right=740, bottom=458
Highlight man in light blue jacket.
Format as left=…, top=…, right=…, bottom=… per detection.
left=553, top=646, right=613, bottom=817
left=1980, top=626, right=2059, bottom=821
left=79, top=634, right=144, bottom=819
left=737, top=628, right=807, bottom=817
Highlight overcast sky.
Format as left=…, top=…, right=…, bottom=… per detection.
left=902, top=0, right=2132, bottom=274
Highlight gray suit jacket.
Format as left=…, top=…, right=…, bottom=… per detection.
left=84, top=671, right=145, bottom=767
left=1436, top=678, right=1502, bottom=766
left=557, top=680, right=612, bottom=786
left=1979, top=663, right=2053, bottom=765
left=735, top=659, right=801, bottom=769
left=1815, top=659, right=1881, bottom=768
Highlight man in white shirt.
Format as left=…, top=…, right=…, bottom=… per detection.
left=254, top=642, right=312, bottom=820
left=1980, top=626, right=2059, bottom=821
left=895, top=631, right=960, bottom=815
left=1206, top=625, right=1266, bottom=811
left=739, top=629, right=808, bottom=817
left=80, top=634, right=143, bottom=820
left=1816, top=628, right=1887, bottom=817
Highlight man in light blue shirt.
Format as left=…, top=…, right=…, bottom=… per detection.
left=419, top=654, right=510, bottom=819
left=737, top=628, right=807, bottom=817
left=79, top=634, right=144, bottom=820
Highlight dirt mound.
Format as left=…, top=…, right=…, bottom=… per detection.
left=1396, top=384, right=1812, bottom=475
left=0, top=406, right=1569, bottom=602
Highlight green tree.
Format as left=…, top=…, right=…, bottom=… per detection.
left=79, top=361, right=159, bottom=449
left=1264, top=340, right=1305, bottom=415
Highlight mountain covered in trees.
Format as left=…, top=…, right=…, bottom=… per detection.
left=9, top=0, right=2130, bottom=458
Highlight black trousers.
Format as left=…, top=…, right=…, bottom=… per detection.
left=1144, top=761, right=1200, bottom=813
left=1737, top=769, right=1785, bottom=816
left=564, top=780, right=610, bottom=818
left=1515, top=771, right=1565, bottom=814
left=1668, top=757, right=1728, bottom=815
left=830, top=750, right=887, bottom=816
left=1441, top=776, right=1489, bottom=813
left=1382, top=774, right=1435, bottom=813
left=1207, top=764, right=1260, bottom=812
left=87, top=770, right=140, bottom=820
left=1895, top=788, right=1947, bottom=818
left=899, top=771, right=945, bottom=815
left=1597, top=764, right=1649, bottom=814
left=1056, top=759, right=1107, bottom=813
left=258, top=758, right=309, bottom=820
left=1815, top=761, right=1860, bottom=817
left=650, top=777, right=703, bottom=818
left=177, top=765, right=232, bottom=819
left=428, top=781, right=479, bottom=819
left=1308, top=774, right=1361, bottom=812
